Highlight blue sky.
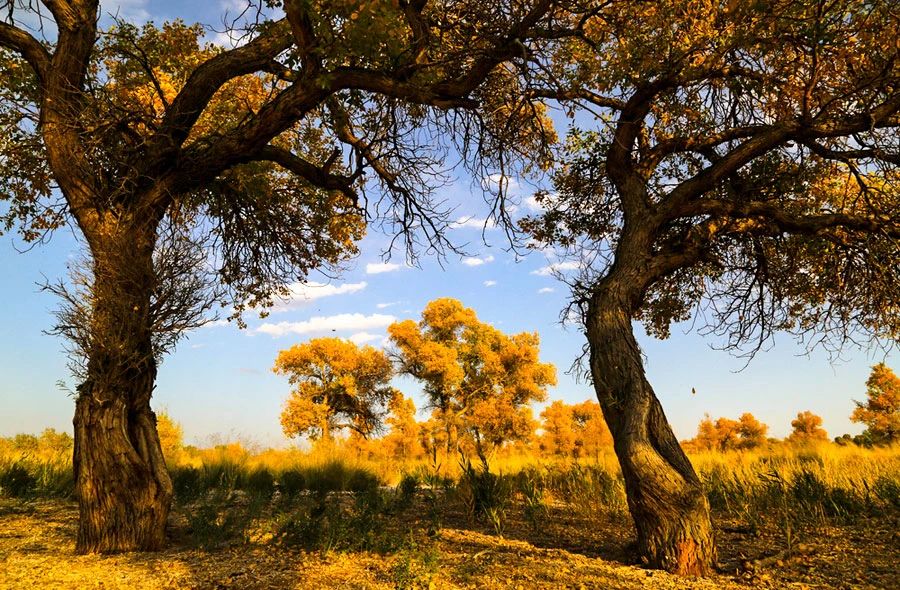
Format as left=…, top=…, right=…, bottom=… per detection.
left=0, top=0, right=889, bottom=447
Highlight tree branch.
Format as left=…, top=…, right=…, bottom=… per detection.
left=253, top=145, right=358, bottom=204
left=0, top=21, right=50, bottom=81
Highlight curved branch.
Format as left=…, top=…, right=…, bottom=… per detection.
left=253, top=145, right=358, bottom=204
left=152, top=19, right=293, bottom=154
left=0, top=22, right=50, bottom=82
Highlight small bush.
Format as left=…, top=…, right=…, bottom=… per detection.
left=172, top=466, right=203, bottom=504
left=0, top=462, right=36, bottom=498
left=456, top=455, right=512, bottom=535
left=278, top=469, right=306, bottom=498
left=874, top=476, right=900, bottom=509
left=244, top=467, right=275, bottom=499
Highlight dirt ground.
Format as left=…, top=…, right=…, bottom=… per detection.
left=0, top=499, right=897, bottom=589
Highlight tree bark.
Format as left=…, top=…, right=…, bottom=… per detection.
left=587, top=285, right=715, bottom=575
left=72, top=222, right=173, bottom=553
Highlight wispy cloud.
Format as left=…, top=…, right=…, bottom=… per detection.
left=452, top=216, right=498, bottom=230
left=462, top=255, right=495, bottom=267
left=349, top=332, right=381, bottom=345
left=531, top=261, right=581, bottom=276
left=102, top=0, right=150, bottom=22
left=484, top=280, right=497, bottom=287
left=376, top=302, right=399, bottom=309
left=538, top=287, right=555, bottom=294
left=366, top=262, right=403, bottom=275
left=271, top=281, right=367, bottom=312
left=482, top=173, right=521, bottom=194
left=257, top=313, right=397, bottom=337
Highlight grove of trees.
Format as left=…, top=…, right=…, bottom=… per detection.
left=2, top=0, right=898, bottom=577
left=851, top=363, right=900, bottom=446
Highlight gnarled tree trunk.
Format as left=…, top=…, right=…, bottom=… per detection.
left=587, top=284, right=715, bottom=575
left=72, top=221, right=173, bottom=553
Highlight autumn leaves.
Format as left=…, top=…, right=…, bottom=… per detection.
left=274, top=298, right=557, bottom=459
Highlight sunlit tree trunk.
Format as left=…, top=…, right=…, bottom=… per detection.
left=587, top=283, right=715, bottom=576
left=73, top=219, right=173, bottom=553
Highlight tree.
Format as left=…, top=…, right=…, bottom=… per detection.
left=156, top=412, right=184, bottom=465
left=571, top=400, right=613, bottom=457
left=381, top=393, right=425, bottom=461
left=538, top=399, right=611, bottom=458
left=689, top=413, right=768, bottom=451
left=275, top=337, right=397, bottom=441
left=0, top=0, right=562, bottom=551
left=538, top=400, right=577, bottom=456
left=852, top=363, right=900, bottom=445
left=788, top=411, right=828, bottom=444
left=523, top=0, right=900, bottom=573
left=389, top=298, right=556, bottom=457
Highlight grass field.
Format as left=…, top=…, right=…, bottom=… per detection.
left=1, top=434, right=898, bottom=588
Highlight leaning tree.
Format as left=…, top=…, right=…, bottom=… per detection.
left=0, top=0, right=562, bottom=552
left=523, top=0, right=900, bottom=575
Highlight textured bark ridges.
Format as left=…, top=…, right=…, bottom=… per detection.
left=589, top=291, right=716, bottom=575
left=74, top=394, right=173, bottom=553
left=72, top=232, right=174, bottom=554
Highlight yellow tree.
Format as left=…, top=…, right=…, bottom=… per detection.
left=571, top=400, right=613, bottom=458
left=389, top=298, right=556, bottom=457
left=380, top=393, right=425, bottom=461
left=852, top=364, right=900, bottom=445
left=523, top=0, right=900, bottom=573
left=538, top=400, right=577, bottom=456
left=155, top=412, right=184, bottom=466
left=689, top=413, right=767, bottom=451
left=788, top=411, right=828, bottom=444
left=0, top=0, right=562, bottom=551
left=275, top=338, right=397, bottom=442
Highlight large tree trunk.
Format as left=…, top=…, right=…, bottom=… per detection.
left=72, top=223, right=173, bottom=553
left=587, top=287, right=715, bottom=575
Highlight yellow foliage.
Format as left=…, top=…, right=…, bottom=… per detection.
left=274, top=337, right=397, bottom=441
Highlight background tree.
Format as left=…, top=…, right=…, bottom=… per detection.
left=788, top=411, right=828, bottom=445
left=538, top=399, right=612, bottom=458
left=538, top=400, right=578, bottom=456
left=524, top=0, right=900, bottom=573
left=0, top=0, right=562, bottom=551
left=571, top=400, right=613, bottom=457
left=275, top=338, right=398, bottom=442
left=389, top=298, right=556, bottom=459
left=852, top=363, right=900, bottom=445
left=155, top=412, right=184, bottom=466
left=689, top=413, right=768, bottom=451
left=380, top=393, right=425, bottom=461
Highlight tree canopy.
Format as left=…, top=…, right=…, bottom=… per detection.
left=389, top=298, right=557, bottom=454
left=852, top=363, right=900, bottom=445
left=275, top=337, right=398, bottom=440
left=523, top=0, right=900, bottom=353
left=788, top=410, right=828, bottom=444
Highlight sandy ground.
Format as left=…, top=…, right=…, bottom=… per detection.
left=0, top=500, right=897, bottom=589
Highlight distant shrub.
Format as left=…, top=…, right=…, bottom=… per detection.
left=0, top=462, right=36, bottom=498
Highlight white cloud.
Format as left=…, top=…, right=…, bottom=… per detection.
left=101, top=0, right=150, bottom=22
left=523, top=195, right=544, bottom=211
left=348, top=332, right=381, bottom=345
left=201, top=319, right=230, bottom=329
left=538, top=287, right=555, bottom=294
left=482, top=173, right=521, bottom=194
left=257, top=313, right=397, bottom=337
left=531, top=261, right=581, bottom=276
left=366, top=262, right=403, bottom=275
left=272, top=281, right=367, bottom=312
left=376, top=302, right=399, bottom=309
left=453, top=216, right=498, bottom=230
left=484, top=280, right=497, bottom=287
left=462, top=255, right=495, bottom=267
